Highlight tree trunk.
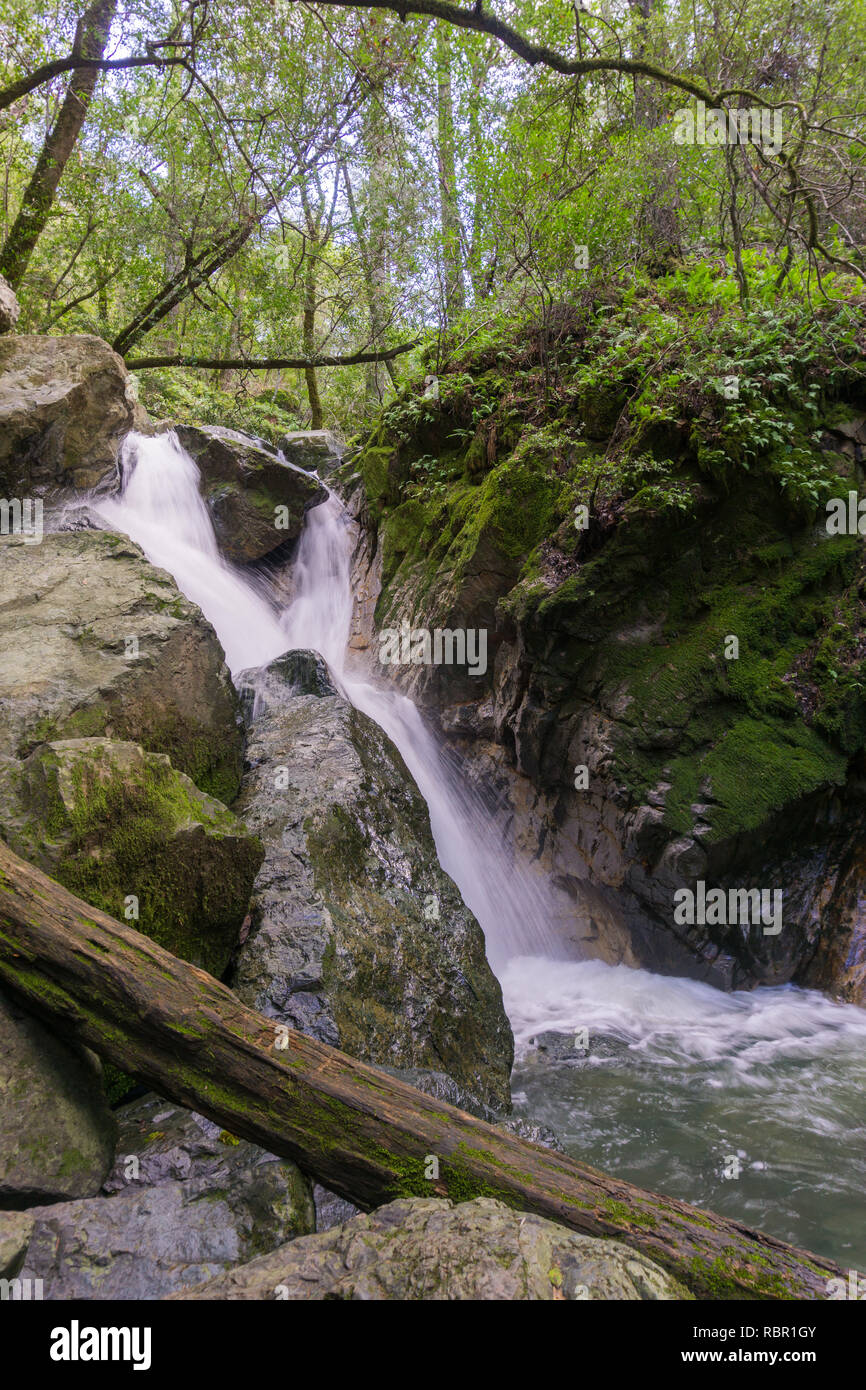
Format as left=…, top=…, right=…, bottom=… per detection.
left=0, top=840, right=839, bottom=1301
left=0, top=0, right=118, bottom=289
left=435, top=22, right=466, bottom=325
left=301, top=195, right=324, bottom=430
left=341, top=157, right=398, bottom=392
left=360, top=77, right=393, bottom=408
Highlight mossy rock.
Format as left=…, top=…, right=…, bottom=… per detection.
left=0, top=738, right=263, bottom=978
left=0, top=530, right=244, bottom=802
left=169, top=424, right=325, bottom=562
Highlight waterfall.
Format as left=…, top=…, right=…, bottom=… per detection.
left=94, top=432, right=291, bottom=674
left=94, top=428, right=866, bottom=1263
left=282, top=494, right=566, bottom=969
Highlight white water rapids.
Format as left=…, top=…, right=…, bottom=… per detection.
left=94, top=429, right=866, bottom=1268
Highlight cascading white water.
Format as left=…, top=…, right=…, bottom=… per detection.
left=94, top=432, right=292, bottom=674
left=97, top=428, right=866, bottom=1267
left=282, top=494, right=566, bottom=968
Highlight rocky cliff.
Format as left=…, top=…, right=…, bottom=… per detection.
left=338, top=281, right=866, bottom=999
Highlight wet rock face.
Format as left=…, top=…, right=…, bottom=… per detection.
left=230, top=651, right=514, bottom=1111
left=0, top=333, right=134, bottom=494
left=0, top=990, right=116, bottom=1207
left=0, top=738, right=263, bottom=978
left=18, top=1096, right=314, bottom=1300
left=169, top=423, right=326, bottom=562
left=341, top=402, right=866, bottom=999
left=0, top=531, right=244, bottom=803
left=170, top=1196, right=691, bottom=1301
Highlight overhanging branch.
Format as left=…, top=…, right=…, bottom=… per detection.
left=124, top=341, right=420, bottom=369
left=0, top=54, right=189, bottom=113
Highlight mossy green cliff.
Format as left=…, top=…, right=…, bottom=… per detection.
left=339, top=267, right=866, bottom=994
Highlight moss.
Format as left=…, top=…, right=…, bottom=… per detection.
left=602, top=1198, right=659, bottom=1230
left=32, top=744, right=262, bottom=977
left=102, top=1061, right=137, bottom=1107
left=686, top=1247, right=802, bottom=1301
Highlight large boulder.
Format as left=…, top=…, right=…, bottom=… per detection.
left=0, top=531, right=244, bottom=802
left=0, top=990, right=116, bottom=1206
left=0, top=738, right=263, bottom=977
left=18, top=1098, right=314, bottom=1299
left=230, top=651, right=513, bottom=1111
left=0, top=333, right=134, bottom=494
left=171, top=1196, right=691, bottom=1300
left=0, top=274, right=20, bottom=335
left=169, top=423, right=325, bottom=562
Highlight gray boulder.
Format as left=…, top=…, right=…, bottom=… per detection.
left=100, top=1095, right=298, bottom=1196
left=19, top=1096, right=314, bottom=1299
left=0, top=333, right=134, bottom=494
left=168, top=423, right=325, bottom=563
left=230, top=652, right=513, bottom=1111
left=0, top=990, right=116, bottom=1206
left=170, top=1197, right=692, bottom=1300
left=0, top=531, right=243, bottom=802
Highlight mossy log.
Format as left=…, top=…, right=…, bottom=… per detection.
left=0, top=840, right=840, bottom=1300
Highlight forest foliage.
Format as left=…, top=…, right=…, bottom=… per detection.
left=0, top=0, right=863, bottom=435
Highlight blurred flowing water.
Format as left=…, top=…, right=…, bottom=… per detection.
left=100, top=429, right=866, bottom=1273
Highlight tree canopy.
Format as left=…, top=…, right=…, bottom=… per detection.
left=1, top=0, right=863, bottom=432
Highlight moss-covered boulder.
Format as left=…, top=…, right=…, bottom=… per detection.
left=0, top=989, right=116, bottom=1206
left=230, top=652, right=513, bottom=1111
left=0, top=530, right=244, bottom=802
left=169, top=423, right=325, bottom=562
left=171, top=1196, right=691, bottom=1300
left=0, top=738, right=263, bottom=978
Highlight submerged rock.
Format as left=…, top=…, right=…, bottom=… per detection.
left=0, top=738, right=262, bottom=977
left=0, top=990, right=116, bottom=1206
left=230, top=652, right=513, bottom=1111
left=170, top=1196, right=691, bottom=1300
left=0, top=531, right=243, bottom=802
left=169, top=423, right=325, bottom=562
left=0, top=333, right=134, bottom=494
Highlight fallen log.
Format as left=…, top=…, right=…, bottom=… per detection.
left=0, top=839, right=839, bottom=1300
